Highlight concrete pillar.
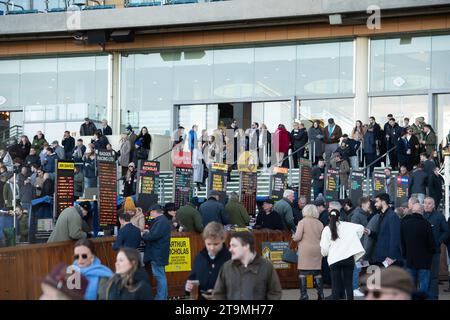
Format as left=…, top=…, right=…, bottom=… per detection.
left=354, top=37, right=369, bottom=123
left=108, top=52, right=121, bottom=135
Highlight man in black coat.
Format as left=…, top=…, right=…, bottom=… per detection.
left=290, top=122, right=308, bottom=168
left=100, top=119, right=113, bottom=136
left=254, top=199, right=284, bottom=230
left=385, top=118, right=402, bottom=170
left=113, top=212, right=142, bottom=250
left=401, top=202, right=435, bottom=294
left=80, top=117, right=97, bottom=136
left=62, top=131, right=75, bottom=160
left=428, top=167, right=443, bottom=208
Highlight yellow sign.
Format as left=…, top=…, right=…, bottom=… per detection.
left=212, top=163, right=228, bottom=171
left=165, top=237, right=192, bottom=272
left=273, top=166, right=288, bottom=174
left=237, top=151, right=257, bottom=173
left=57, top=162, right=75, bottom=170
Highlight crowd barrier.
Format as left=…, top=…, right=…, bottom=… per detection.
left=0, top=229, right=299, bottom=300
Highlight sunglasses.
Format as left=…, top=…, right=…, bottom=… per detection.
left=74, top=254, right=89, bottom=260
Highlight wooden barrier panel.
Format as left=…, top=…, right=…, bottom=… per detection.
left=0, top=230, right=298, bottom=300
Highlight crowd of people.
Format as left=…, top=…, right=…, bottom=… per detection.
left=1, top=112, right=449, bottom=301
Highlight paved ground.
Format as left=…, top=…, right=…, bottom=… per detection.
left=281, top=282, right=450, bottom=300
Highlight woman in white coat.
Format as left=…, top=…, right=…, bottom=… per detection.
left=193, top=142, right=204, bottom=190
left=320, top=209, right=365, bottom=300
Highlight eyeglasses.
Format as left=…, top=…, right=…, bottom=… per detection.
left=74, top=254, right=88, bottom=260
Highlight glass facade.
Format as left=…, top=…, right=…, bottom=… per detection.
left=120, top=40, right=354, bottom=134
left=0, top=55, right=108, bottom=142
left=298, top=98, right=355, bottom=134
left=369, top=95, right=428, bottom=127
left=370, top=35, right=450, bottom=92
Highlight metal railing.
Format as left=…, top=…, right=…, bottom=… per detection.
left=360, top=145, right=397, bottom=196
left=0, top=126, right=23, bottom=148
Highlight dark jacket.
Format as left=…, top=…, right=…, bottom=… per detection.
left=255, top=210, right=284, bottom=230
left=292, top=204, right=303, bottom=226
left=213, top=254, right=282, bottom=300
left=83, top=157, right=97, bottom=179
left=94, top=136, right=109, bottom=150
left=319, top=209, right=329, bottom=226
left=101, top=268, right=152, bottom=300
left=122, top=171, right=136, bottom=197
left=142, top=215, right=171, bottom=266
left=24, top=154, right=41, bottom=168
left=72, top=145, right=87, bottom=163
left=188, top=245, right=231, bottom=296
left=41, top=179, right=54, bottom=197
left=199, top=198, right=228, bottom=226
left=385, top=123, right=402, bottom=147
left=133, top=147, right=149, bottom=163
left=101, top=126, right=112, bottom=136
left=80, top=121, right=97, bottom=136
left=363, top=130, right=376, bottom=154
left=113, top=223, right=142, bottom=250
left=312, top=165, right=325, bottom=189
left=176, top=203, right=204, bottom=233
left=423, top=131, right=437, bottom=157
left=369, top=207, right=402, bottom=263
left=428, top=173, right=443, bottom=208
left=401, top=213, right=436, bottom=269
left=137, top=133, right=152, bottom=150
left=396, top=137, right=409, bottom=166
left=346, top=138, right=361, bottom=157
left=17, top=142, right=31, bottom=160
left=423, top=210, right=450, bottom=253
left=43, top=153, right=59, bottom=173
left=423, top=159, right=436, bottom=177
left=290, top=128, right=308, bottom=150
left=408, top=168, right=428, bottom=196
left=62, top=136, right=75, bottom=158
left=350, top=207, right=368, bottom=227
left=19, top=183, right=36, bottom=203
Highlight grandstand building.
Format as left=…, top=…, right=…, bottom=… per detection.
left=1, top=0, right=450, bottom=146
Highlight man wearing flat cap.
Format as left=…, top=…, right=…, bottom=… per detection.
left=142, top=204, right=171, bottom=300
left=48, top=201, right=91, bottom=243
left=361, top=266, right=414, bottom=300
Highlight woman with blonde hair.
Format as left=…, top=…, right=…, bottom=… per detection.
left=258, top=123, right=271, bottom=169
left=292, top=204, right=324, bottom=300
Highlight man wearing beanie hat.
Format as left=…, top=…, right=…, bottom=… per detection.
left=365, top=193, right=402, bottom=268
left=133, top=138, right=149, bottom=162
left=40, top=262, right=89, bottom=300
left=48, top=202, right=91, bottom=243
left=361, top=266, right=414, bottom=300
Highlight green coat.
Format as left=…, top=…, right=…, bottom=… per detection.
left=423, top=131, right=437, bottom=157
left=19, top=214, right=29, bottom=242
left=31, top=137, right=48, bottom=154
left=224, top=199, right=250, bottom=228
left=273, top=198, right=295, bottom=231
left=3, top=182, right=13, bottom=209
left=47, top=206, right=87, bottom=243
left=176, top=204, right=204, bottom=233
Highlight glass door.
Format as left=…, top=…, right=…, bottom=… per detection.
left=177, top=104, right=219, bottom=135
left=436, top=94, right=450, bottom=147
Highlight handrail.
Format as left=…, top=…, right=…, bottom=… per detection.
left=281, top=142, right=311, bottom=163
left=360, top=145, right=397, bottom=172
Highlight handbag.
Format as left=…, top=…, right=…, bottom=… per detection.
left=282, top=248, right=298, bottom=264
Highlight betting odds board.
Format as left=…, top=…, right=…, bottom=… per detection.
left=208, top=163, right=228, bottom=203
left=298, top=158, right=312, bottom=203
left=54, top=160, right=74, bottom=219
left=136, top=160, right=160, bottom=213
left=270, top=167, right=288, bottom=201
left=96, top=150, right=117, bottom=227
left=324, top=168, right=339, bottom=201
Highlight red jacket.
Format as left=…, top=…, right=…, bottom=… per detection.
left=273, top=128, right=290, bottom=153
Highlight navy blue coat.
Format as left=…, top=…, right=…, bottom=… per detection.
left=113, top=223, right=142, bottom=251
left=345, top=138, right=361, bottom=157
left=43, top=153, right=59, bottom=173
left=363, top=131, right=376, bottom=154
left=423, top=210, right=450, bottom=253
left=188, top=245, right=231, bottom=294
left=142, top=215, right=171, bottom=266
left=396, top=138, right=409, bottom=166
left=199, top=198, right=229, bottom=226
left=83, top=157, right=97, bottom=178
left=370, top=207, right=402, bottom=263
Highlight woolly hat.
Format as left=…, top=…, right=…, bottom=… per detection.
left=123, top=197, right=136, bottom=212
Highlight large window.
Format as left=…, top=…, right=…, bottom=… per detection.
left=0, top=55, right=108, bottom=142
left=296, top=42, right=353, bottom=95
left=121, top=41, right=355, bottom=134
left=298, top=98, right=355, bottom=135
left=370, top=35, right=450, bottom=92
left=369, top=95, right=428, bottom=127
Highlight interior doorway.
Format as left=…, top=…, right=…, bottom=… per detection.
left=218, top=102, right=252, bottom=130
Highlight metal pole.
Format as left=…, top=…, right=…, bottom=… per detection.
left=366, top=166, right=370, bottom=197
left=13, top=172, right=16, bottom=230
left=288, top=150, right=293, bottom=187
left=445, top=154, right=450, bottom=221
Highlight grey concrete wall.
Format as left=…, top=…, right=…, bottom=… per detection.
left=0, top=0, right=449, bottom=36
